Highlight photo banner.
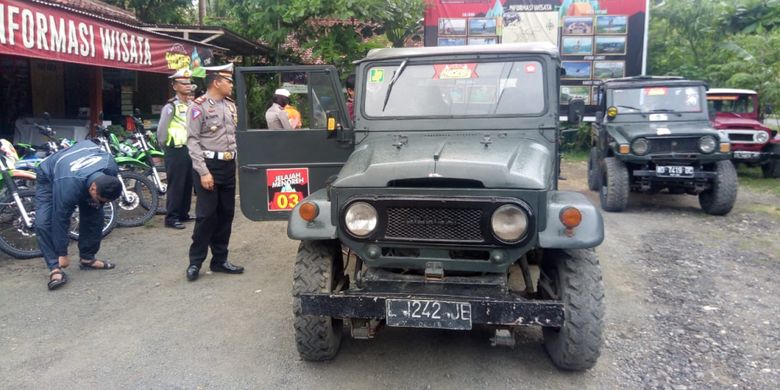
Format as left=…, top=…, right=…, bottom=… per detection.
left=424, top=0, right=649, bottom=111
left=0, top=0, right=213, bottom=74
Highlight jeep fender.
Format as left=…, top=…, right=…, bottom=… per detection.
left=287, top=189, right=337, bottom=240
left=539, top=191, right=604, bottom=249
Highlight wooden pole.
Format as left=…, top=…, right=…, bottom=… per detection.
left=88, top=66, right=103, bottom=137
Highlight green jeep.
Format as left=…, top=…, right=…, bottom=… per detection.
left=588, top=77, right=737, bottom=215
left=235, top=44, right=605, bottom=370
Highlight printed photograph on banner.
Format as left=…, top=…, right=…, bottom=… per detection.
left=438, top=38, right=468, bottom=46
left=561, top=61, right=593, bottom=80
left=593, top=61, right=626, bottom=80
left=502, top=11, right=559, bottom=46
left=438, top=18, right=467, bottom=36
left=468, top=37, right=498, bottom=45
left=596, top=15, right=628, bottom=34
left=595, top=36, right=627, bottom=55
left=560, top=85, right=591, bottom=105
left=266, top=168, right=310, bottom=212
left=469, top=18, right=497, bottom=36
left=561, top=36, right=593, bottom=55
left=563, top=16, right=594, bottom=35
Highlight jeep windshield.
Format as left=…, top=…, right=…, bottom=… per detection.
left=610, top=86, right=705, bottom=114
left=363, top=60, right=546, bottom=118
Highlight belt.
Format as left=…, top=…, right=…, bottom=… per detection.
left=167, top=144, right=186, bottom=149
left=204, top=150, right=236, bottom=161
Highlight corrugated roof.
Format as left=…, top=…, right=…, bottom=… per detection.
left=44, top=0, right=138, bottom=23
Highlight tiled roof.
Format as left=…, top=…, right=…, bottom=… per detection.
left=42, top=0, right=138, bottom=23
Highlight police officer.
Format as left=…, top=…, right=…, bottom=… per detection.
left=34, top=140, right=123, bottom=290
left=185, top=64, right=244, bottom=281
left=158, top=68, right=195, bottom=229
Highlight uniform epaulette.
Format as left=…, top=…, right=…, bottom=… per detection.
left=225, top=96, right=235, bottom=103
left=167, top=97, right=176, bottom=103
left=194, top=95, right=207, bottom=105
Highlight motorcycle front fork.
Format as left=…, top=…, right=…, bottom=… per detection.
left=150, top=167, right=166, bottom=194
left=2, top=171, right=33, bottom=229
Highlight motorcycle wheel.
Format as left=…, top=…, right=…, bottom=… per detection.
left=0, top=189, right=43, bottom=259
left=116, top=170, right=159, bottom=227
left=143, top=167, right=167, bottom=215
left=68, top=200, right=118, bottom=240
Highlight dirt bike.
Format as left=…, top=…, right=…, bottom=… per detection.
left=0, top=139, right=41, bottom=258
left=93, top=120, right=159, bottom=227
left=127, top=109, right=167, bottom=214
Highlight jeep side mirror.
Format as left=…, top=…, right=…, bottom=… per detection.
left=568, top=99, right=585, bottom=124
left=764, top=104, right=773, bottom=115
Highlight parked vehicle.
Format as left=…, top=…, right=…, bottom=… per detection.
left=0, top=139, right=41, bottom=258
left=235, top=44, right=605, bottom=370
left=128, top=109, right=167, bottom=214
left=588, top=76, right=737, bottom=215
left=706, top=88, right=780, bottom=178
left=93, top=120, right=159, bottom=227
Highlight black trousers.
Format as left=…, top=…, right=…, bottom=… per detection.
left=188, top=159, right=236, bottom=267
left=163, top=146, right=193, bottom=225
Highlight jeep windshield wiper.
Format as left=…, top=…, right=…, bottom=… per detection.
left=616, top=104, right=642, bottom=112
left=382, top=59, right=408, bottom=112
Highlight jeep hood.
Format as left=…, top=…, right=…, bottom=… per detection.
left=334, top=133, right=553, bottom=189
left=712, top=115, right=769, bottom=130
left=608, top=120, right=718, bottom=141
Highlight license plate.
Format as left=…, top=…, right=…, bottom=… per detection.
left=386, top=299, right=472, bottom=330
left=733, top=151, right=761, bottom=159
left=656, top=165, right=694, bottom=177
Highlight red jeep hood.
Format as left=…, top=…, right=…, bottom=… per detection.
left=712, top=115, right=768, bottom=130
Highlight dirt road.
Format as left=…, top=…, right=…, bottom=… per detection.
left=1, top=161, right=778, bottom=389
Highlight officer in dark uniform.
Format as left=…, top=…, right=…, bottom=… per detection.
left=157, top=68, right=194, bottom=229
left=185, top=64, right=244, bottom=281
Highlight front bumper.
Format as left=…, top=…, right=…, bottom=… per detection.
left=633, top=169, right=717, bottom=181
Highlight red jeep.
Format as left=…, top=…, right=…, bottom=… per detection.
left=707, top=88, right=780, bottom=178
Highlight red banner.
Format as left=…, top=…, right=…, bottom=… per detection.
left=0, top=0, right=212, bottom=74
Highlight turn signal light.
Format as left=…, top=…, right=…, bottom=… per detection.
left=720, top=143, right=730, bottom=153
left=619, top=144, right=630, bottom=154
left=607, top=106, right=618, bottom=119
left=559, top=207, right=582, bottom=229
left=299, top=202, right=319, bottom=222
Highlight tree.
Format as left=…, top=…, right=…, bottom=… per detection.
left=102, top=0, right=195, bottom=24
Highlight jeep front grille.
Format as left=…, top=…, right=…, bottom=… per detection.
left=648, top=137, right=700, bottom=154
left=385, top=207, right=484, bottom=243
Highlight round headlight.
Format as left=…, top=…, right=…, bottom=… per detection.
left=344, top=202, right=377, bottom=237
left=755, top=131, right=770, bottom=144
left=699, top=136, right=717, bottom=154
left=491, top=204, right=529, bottom=243
left=631, top=138, right=649, bottom=155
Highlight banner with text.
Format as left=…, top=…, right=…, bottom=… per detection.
left=0, top=0, right=213, bottom=74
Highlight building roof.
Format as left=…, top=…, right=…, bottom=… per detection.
left=143, top=25, right=269, bottom=56
left=356, top=42, right=559, bottom=63
left=707, top=88, right=757, bottom=95
left=40, top=0, right=138, bottom=23
left=601, top=76, right=707, bottom=88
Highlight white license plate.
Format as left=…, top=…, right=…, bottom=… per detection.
left=733, top=151, right=761, bottom=159
left=386, top=299, right=472, bottom=330
left=656, top=165, right=694, bottom=177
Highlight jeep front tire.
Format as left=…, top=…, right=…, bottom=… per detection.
left=761, top=160, right=780, bottom=178
left=699, top=160, right=738, bottom=215
left=540, top=249, right=605, bottom=371
left=599, top=157, right=629, bottom=212
left=293, top=240, right=345, bottom=361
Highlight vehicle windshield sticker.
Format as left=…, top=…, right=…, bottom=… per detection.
left=644, top=87, right=668, bottom=96
left=433, top=63, right=478, bottom=80
left=267, top=168, right=310, bottom=212
left=650, top=114, right=669, bottom=122
left=525, top=63, right=537, bottom=73
left=656, top=127, right=672, bottom=135
left=369, top=68, right=385, bottom=83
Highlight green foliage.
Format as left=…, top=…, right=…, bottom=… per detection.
left=102, top=0, right=194, bottom=24
left=649, top=0, right=780, bottom=111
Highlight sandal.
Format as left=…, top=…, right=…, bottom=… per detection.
left=47, top=269, right=68, bottom=291
left=79, top=259, right=115, bottom=270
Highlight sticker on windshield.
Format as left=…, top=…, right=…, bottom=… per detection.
left=433, top=64, right=478, bottom=80
left=267, top=168, right=309, bottom=212
left=525, top=64, right=537, bottom=73
left=650, top=114, right=669, bottom=122
left=644, top=87, right=668, bottom=96
left=369, top=68, right=385, bottom=83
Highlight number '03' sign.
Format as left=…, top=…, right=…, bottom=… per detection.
left=266, top=168, right=310, bottom=212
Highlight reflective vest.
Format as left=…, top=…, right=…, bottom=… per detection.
left=167, top=100, right=189, bottom=147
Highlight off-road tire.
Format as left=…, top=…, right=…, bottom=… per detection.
left=761, top=160, right=780, bottom=178
left=699, top=160, right=738, bottom=215
left=293, top=240, right=345, bottom=361
left=587, top=147, right=600, bottom=191
left=540, top=249, right=605, bottom=371
left=0, top=190, right=42, bottom=259
left=116, top=170, right=159, bottom=227
left=599, top=157, right=629, bottom=212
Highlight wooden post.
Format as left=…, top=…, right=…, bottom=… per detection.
left=88, top=66, right=103, bottom=137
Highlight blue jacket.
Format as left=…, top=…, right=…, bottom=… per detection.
left=38, top=140, right=118, bottom=256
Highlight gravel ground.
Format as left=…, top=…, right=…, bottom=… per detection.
left=0, top=161, right=778, bottom=389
